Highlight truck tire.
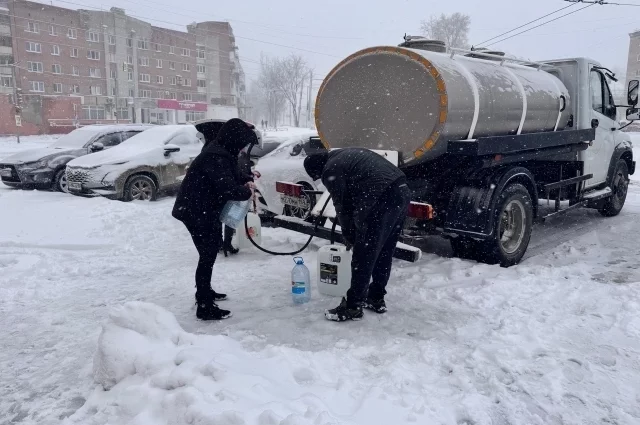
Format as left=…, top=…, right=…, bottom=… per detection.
left=599, top=159, right=629, bottom=217
left=474, top=183, right=533, bottom=267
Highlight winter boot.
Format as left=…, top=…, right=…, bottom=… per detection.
left=196, top=302, right=232, bottom=321
left=363, top=298, right=387, bottom=314
left=195, top=291, right=228, bottom=304
left=325, top=298, right=363, bottom=322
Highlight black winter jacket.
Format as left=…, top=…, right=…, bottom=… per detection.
left=172, top=119, right=255, bottom=226
left=321, top=148, right=406, bottom=242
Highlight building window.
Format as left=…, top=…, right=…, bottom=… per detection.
left=87, top=50, right=100, bottom=60
left=49, top=25, right=58, bottom=36
left=83, top=105, right=105, bottom=119
left=169, top=45, right=175, bottom=54
left=87, top=31, right=100, bottom=43
left=25, top=42, right=41, bottom=53
left=156, top=90, right=164, bottom=99
left=137, top=39, right=149, bottom=50
left=26, top=22, right=40, bottom=33
left=128, top=88, right=135, bottom=97
left=156, top=75, right=163, bottom=84
left=116, top=108, right=129, bottom=119
left=181, top=48, right=190, bottom=57
left=139, top=89, right=151, bottom=98
left=185, top=111, right=205, bottom=122
left=197, top=79, right=206, bottom=88
left=72, top=84, right=80, bottom=94
left=53, top=83, right=62, bottom=93
left=29, top=81, right=44, bottom=92
left=138, top=56, right=149, bottom=67
left=127, top=71, right=133, bottom=81
left=90, top=86, right=102, bottom=95
left=67, top=28, right=77, bottom=39
left=197, top=64, right=205, bottom=74
left=111, top=86, right=116, bottom=96
left=197, top=46, right=205, bottom=59
left=171, top=92, right=177, bottom=100
left=1, top=76, right=13, bottom=88
left=27, top=61, right=43, bottom=73
left=108, top=53, right=116, bottom=63
left=184, top=78, right=191, bottom=87
left=169, top=61, right=175, bottom=70
left=183, top=92, right=192, bottom=101
left=126, top=55, right=133, bottom=65
left=109, top=35, right=116, bottom=45
left=139, top=73, right=150, bottom=83
left=52, top=64, right=61, bottom=74
left=72, top=66, right=79, bottom=76
left=170, top=76, right=177, bottom=86
left=182, top=63, right=190, bottom=72
left=110, top=69, right=117, bottom=79
left=51, top=45, right=60, bottom=56
left=156, top=59, right=162, bottom=68
left=194, top=93, right=206, bottom=102
left=89, top=68, right=101, bottom=78
left=126, top=38, right=133, bottom=48
left=70, top=48, right=79, bottom=58
left=153, top=43, right=160, bottom=52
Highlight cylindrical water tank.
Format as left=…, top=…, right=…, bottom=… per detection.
left=314, top=46, right=571, bottom=166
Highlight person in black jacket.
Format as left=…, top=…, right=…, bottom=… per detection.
left=304, top=148, right=411, bottom=322
left=173, top=118, right=257, bottom=320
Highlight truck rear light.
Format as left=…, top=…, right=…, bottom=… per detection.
left=276, top=181, right=303, bottom=197
left=407, top=202, right=434, bottom=220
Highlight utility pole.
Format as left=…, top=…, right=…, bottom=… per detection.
left=307, top=70, right=313, bottom=128
left=11, top=65, right=21, bottom=144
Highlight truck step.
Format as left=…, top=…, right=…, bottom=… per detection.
left=583, top=187, right=612, bottom=201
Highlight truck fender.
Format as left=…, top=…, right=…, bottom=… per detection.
left=605, top=145, right=635, bottom=187
left=443, top=166, right=538, bottom=239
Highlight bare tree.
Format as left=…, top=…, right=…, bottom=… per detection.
left=258, top=55, right=287, bottom=127
left=259, top=54, right=311, bottom=127
left=420, top=13, right=471, bottom=49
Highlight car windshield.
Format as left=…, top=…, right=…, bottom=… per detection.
left=49, top=128, right=104, bottom=148
left=120, top=126, right=195, bottom=147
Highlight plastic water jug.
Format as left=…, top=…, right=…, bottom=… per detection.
left=234, top=211, right=262, bottom=249
left=220, top=200, right=250, bottom=230
left=291, top=257, right=311, bottom=304
left=317, top=245, right=352, bottom=297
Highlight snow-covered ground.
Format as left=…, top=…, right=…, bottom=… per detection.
left=1, top=135, right=640, bottom=425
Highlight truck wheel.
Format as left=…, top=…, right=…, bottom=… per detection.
left=599, top=159, right=629, bottom=217
left=124, top=175, right=157, bottom=202
left=476, top=183, right=533, bottom=267
left=53, top=169, right=69, bottom=193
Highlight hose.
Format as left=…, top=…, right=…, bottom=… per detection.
left=243, top=196, right=331, bottom=256
left=241, top=139, right=332, bottom=256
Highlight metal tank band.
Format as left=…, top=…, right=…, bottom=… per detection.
left=315, top=46, right=449, bottom=159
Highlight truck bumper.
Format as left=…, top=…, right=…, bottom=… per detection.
left=273, top=215, right=422, bottom=263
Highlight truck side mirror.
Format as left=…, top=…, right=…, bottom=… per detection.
left=626, top=107, right=640, bottom=121
left=628, top=80, right=639, bottom=106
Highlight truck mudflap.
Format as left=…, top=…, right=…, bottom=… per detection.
left=272, top=215, right=423, bottom=263
left=443, top=166, right=538, bottom=239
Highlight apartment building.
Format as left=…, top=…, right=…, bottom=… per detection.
left=2, top=0, right=246, bottom=134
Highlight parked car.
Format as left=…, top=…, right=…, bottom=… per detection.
left=253, top=130, right=321, bottom=219
left=0, top=125, right=151, bottom=192
left=65, top=125, right=202, bottom=201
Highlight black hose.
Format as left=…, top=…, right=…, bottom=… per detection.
left=243, top=196, right=331, bottom=256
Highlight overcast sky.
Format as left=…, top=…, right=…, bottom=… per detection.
left=48, top=0, right=640, bottom=86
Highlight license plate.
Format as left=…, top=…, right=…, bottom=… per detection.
left=280, top=194, right=309, bottom=209
left=69, top=182, right=82, bottom=191
left=0, top=169, right=11, bottom=177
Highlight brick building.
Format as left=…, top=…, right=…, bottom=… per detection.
left=2, top=0, right=246, bottom=134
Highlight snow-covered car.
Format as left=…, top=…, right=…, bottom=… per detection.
left=253, top=129, right=321, bottom=219
left=65, top=125, right=202, bottom=201
left=0, top=125, right=150, bottom=192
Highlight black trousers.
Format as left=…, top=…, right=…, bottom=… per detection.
left=184, top=220, right=222, bottom=303
left=346, top=183, right=411, bottom=307
left=223, top=225, right=234, bottom=247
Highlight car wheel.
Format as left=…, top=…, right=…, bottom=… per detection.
left=599, top=159, right=629, bottom=217
left=124, top=175, right=157, bottom=202
left=53, top=169, right=69, bottom=193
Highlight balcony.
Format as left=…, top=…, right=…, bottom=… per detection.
left=0, top=23, right=10, bottom=36
left=0, top=46, right=12, bottom=56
